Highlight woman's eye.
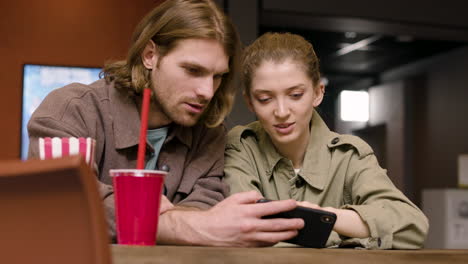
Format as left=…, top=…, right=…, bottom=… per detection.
left=291, top=93, right=303, bottom=99
left=257, top=97, right=271, bottom=103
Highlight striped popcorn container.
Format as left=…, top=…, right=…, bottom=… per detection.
left=38, top=137, right=96, bottom=166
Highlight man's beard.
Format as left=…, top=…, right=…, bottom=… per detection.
left=151, top=92, right=203, bottom=127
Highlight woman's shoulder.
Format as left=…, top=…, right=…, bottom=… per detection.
left=325, top=131, right=374, bottom=159
left=226, top=121, right=264, bottom=151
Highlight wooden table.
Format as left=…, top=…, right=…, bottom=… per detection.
left=112, top=245, right=468, bottom=264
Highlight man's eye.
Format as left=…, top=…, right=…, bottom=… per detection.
left=214, top=73, right=224, bottom=80
left=185, top=67, right=201, bottom=75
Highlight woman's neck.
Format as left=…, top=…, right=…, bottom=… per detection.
left=274, top=130, right=310, bottom=169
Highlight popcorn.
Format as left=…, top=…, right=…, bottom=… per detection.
left=38, top=137, right=96, bottom=165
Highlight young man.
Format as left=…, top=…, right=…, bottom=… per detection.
left=28, top=0, right=303, bottom=247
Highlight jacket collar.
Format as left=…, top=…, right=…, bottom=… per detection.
left=299, top=112, right=336, bottom=191
left=108, top=82, right=193, bottom=150
left=258, top=110, right=335, bottom=191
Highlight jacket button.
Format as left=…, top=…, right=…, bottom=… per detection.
left=331, top=137, right=340, bottom=144
left=295, top=178, right=305, bottom=188
left=160, top=164, right=170, bottom=172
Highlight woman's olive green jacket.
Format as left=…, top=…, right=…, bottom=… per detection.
left=224, top=111, right=428, bottom=249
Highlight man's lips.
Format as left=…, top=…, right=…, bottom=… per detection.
left=185, top=102, right=206, bottom=113
left=188, top=102, right=204, bottom=109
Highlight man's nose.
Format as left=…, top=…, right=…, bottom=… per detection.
left=195, top=77, right=215, bottom=100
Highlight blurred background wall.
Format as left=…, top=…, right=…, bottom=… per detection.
left=0, top=0, right=163, bottom=160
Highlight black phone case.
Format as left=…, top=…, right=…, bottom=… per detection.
left=258, top=199, right=336, bottom=248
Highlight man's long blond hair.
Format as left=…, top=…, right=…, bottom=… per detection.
left=103, top=0, right=241, bottom=127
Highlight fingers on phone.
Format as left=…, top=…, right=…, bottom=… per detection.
left=297, top=201, right=320, bottom=209
left=259, top=217, right=305, bottom=232
left=254, top=199, right=297, bottom=217
left=228, top=191, right=264, bottom=204
left=253, top=230, right=300, bottom=245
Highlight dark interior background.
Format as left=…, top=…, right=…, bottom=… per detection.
left=220, top=0, right=468, bottom=211
left=256, top=0, right=467, bottom=130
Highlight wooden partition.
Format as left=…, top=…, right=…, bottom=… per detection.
left=0, top=155, right=111, bottom=264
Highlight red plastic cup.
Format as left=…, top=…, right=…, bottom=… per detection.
left=110, top=169, right=166, bottom=245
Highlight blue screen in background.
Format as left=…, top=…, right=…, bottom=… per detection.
left=21, top=64, right=102, bottom=160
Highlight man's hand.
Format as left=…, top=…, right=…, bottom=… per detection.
left=159, top=195, right=174, bottom=215
left=157, top=191, right=304, bottom=247
left=194, top=191, right=304, bottom=247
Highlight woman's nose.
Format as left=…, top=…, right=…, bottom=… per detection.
left=274, top=100, right=290, bottom=118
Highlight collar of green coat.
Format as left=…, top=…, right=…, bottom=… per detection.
left=255, top=110, right=337, bottom=191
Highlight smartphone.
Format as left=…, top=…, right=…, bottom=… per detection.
left=257, top=199, right=336, bottom=248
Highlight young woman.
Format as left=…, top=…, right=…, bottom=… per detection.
left=224, top=32, right=428, bottom=249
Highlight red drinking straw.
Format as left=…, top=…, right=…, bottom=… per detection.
left=136, top=88, right=152, bottom=169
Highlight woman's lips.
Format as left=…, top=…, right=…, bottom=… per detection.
left=274, top=122, right=295, bottom=134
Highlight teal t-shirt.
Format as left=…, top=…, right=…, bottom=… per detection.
left=145, top=127, right=169, bottom=170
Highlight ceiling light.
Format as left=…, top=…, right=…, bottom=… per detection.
left=335, top=34, right=383, bottom=57
left=345, top=32, right=357, bottom=38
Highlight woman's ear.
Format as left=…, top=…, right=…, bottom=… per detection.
left=312, top=83, right=325, bottom=107
left=141, top=40, right=158, bottom=70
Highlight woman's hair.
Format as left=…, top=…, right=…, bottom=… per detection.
left=241, top=32, right=321, bottom=98
left=102, top=0, right=241, bottom=127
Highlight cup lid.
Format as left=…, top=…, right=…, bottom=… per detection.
left=109, top=169, right=167, bottom=177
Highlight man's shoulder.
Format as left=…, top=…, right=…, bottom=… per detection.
left=32, top=79, right=112, bottom=121
left=45, top=79, right=109, bottom=102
